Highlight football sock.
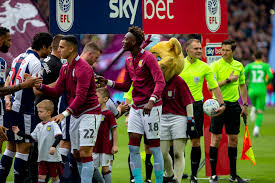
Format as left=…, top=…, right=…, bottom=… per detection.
left=150, top=147, right=164, bottom=183
left=129, top=145, right=142, bottom=183
left=81, top=158, right=94, bottom=183
left=145, top=153, right=153, bottom=180
left=228, top=147, right=237, bottom=177
left=256, top=112, right=263, bottom=127
left=0, top=149, right=15, bottom=183
left=209, top=146, right=218, bottom=176
left=128, top=154, right=134, bottom=180
left=191, top=146, right=201, bottom=177
left=94, top=168, right=105, bottom=183
left=103, top=170, right=112, bottom=183
left=14, top=152, right=29, bottom=183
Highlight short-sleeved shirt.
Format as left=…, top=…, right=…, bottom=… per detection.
left=211, top=58, right=245, bottom=102
left=93, top=110, right=117, bottom=154
left=162, top=76, right=194, bottom=115
left=35, top=54, right=63, bottom=115
left=31, top=121, right=62, bottom=162
left=179, top=57, right=218, bottom=101
left=106, top=99, right=119, bottom=117
left=244, top=60, right=273, bottom=95
left=10, top=50, right=43, bottom=114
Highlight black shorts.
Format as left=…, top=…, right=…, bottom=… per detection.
left=144, top=133, right=149, bottom=145
left=193, top=100, right=204, bottom=137
left=210, top=101, right=242, bottom=135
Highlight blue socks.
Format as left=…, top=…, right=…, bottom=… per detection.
left=129, top=145, right=142, bottom=183
left=150, top=147, right=164, bottom=183
left=81, top=160, right=94, bottom=183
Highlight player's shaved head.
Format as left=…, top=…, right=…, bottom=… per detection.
left=61, top=35, right=78, bottom=51
left=52, top=34, right=64, bottom=51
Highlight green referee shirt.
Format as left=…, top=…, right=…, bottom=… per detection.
left=244, top=60, right=273, bottom=95
left=179, top=57, right=218, bottom=101
left=210, top=58, right=245, bottom=102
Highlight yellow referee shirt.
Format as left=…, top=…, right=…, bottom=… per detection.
left=179, top=57, right=218, bottom=101
left=210, top=58, right=245, bottom=102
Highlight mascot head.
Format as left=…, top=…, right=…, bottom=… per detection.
left=149, top=38, right=184, bottom=82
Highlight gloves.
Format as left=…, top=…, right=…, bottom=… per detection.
left=186, top=117, right=198, bottom=139
left=0, top=126, right=8, bottom=153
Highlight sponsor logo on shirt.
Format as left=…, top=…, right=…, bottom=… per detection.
left=194, top=77, right=199, bottom=83
left=205, top=0, right=221, bottom=32
left=57, top=0, right=74, bottom=32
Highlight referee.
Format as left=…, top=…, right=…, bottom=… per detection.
left=209, top=39, right=248, bottom=183
left=179, top=39, right=225, bottom=183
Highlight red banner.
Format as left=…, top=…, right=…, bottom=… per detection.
left=143, top=0, right=228, bottom=34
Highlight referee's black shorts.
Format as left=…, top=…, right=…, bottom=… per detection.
left=193, top=100, right=204, bottom=137
left=210, top=101, right=242, bottom=135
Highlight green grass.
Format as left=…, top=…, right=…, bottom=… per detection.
left=2, top=107, right=275, bottom=182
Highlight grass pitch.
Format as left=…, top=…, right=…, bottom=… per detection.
left=2, top=107, right=275, bottom=183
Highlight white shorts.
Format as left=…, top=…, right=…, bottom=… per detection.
left=70, top=114, right=102, bottom=150
left=93, top=153, right=113, bottom=167
left=128, top=105, right=162, bottom=140
left=160, top=114, right=188, bottom=140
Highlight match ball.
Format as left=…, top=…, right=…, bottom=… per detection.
left=203, top=99, right=220, bottom=116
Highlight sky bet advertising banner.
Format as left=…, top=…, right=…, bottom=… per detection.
left=50, top=0, right=228, bottom=34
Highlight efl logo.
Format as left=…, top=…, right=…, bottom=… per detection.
left=205, top=0, right=221, bottom=32
left=56, top=0, right=74, bottom=32
left=205, top=43, right=222, bottom=64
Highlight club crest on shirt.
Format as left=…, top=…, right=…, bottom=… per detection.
left=47, top=125, right=51, bottom=131
left=168, top=90, right=172, bottom=97
left=138, top=60, right=143, bottom=67
left=194, top=77, right=199, bottom=83
left=101, top=116, right=105, bottom=122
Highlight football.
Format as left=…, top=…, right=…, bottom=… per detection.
left=203, top=99, right=220, bottom=116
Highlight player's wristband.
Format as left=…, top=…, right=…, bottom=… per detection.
left=62, top=110, right=70, bottom=117
left=187, top=116, right=195, bottom=123
left=107, top=80, right=114, bottom=87
left=149, top=97, right=156, bottom=103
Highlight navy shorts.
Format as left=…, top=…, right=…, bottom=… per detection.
left=193, top=101, right=204, bottom=137
left=210, top=102, right=242, bottom=135
left=4, top=110, right=36, bottom=142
